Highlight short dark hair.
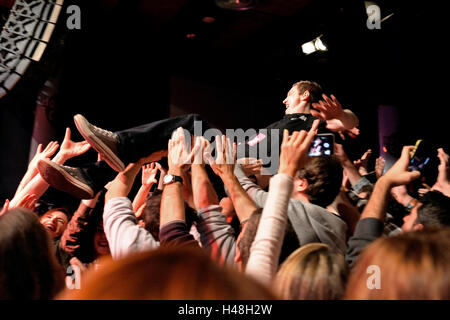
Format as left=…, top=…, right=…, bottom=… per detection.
left=140, top=189, right=197, bottom=241
left=298, top=156, right=343, bottom=208
left=416, top=191, right=450, bottom=227
left=140, top=189, right=163, bottom=240
left=293, top=80, right=323, bottom=104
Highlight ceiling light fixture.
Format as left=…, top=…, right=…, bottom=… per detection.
left=301, top=35, right=328, bottom=55
left=214, top=0, right=255, bottom=11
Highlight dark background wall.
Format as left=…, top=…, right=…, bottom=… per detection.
left=0, top=0, right=448, bottom=202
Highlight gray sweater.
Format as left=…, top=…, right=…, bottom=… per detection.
left=234, top=165, right=348, bottom=254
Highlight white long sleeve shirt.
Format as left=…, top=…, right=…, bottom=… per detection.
left=103, top=197, right=159, bottom=260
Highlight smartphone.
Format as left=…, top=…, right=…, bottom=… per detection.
left=308, top=133, right=334, bottom=156
left=409, top=139, right=432, bottom=173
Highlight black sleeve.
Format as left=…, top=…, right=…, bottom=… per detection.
left=345, top=218, right=384, bottom=268
left=159, top=221, right=199, bottom=247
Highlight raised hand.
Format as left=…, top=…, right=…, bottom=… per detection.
left=375, top=156, right=385, bottom=179
left=167, top=127, right=199, bottom=175
left=278, top=119, right=319, bottom=177
left=207, top=135, right=236, bottom=178
left=29, top=141, right=59, bottom=170
left=381, top=146, right=421, bottom=187
left=418, top=183, right=431, bottom=196
left=237, top=158, right=263, bottom=177
left=354, top=149, right=372, bottom=176
left=141, top=162, right=160, bottom=186
left=431, top=148, right=450, bottom=196
left=311, top=94, right=344, bottom=121
left=8, top=193, right=37, bottom=212
left=57, top=127, right=91, bottom=161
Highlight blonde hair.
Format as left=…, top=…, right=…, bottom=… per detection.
left=274, top=243, right=348, bottom=300
left=345, top=227, right=450, bottom=299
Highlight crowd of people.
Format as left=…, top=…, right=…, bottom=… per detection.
left=1, top=80, right=449, bottom=300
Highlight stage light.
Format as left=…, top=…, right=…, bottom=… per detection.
left=301, top=35, right=328, bottom=55
left=301, top=41, right=316, bottom=55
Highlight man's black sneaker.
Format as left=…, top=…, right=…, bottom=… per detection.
left=37, top=159, right=95, bottom=199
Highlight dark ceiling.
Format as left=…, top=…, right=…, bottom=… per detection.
left=0, top=0, right=448, bottom=139
left=0, top=0, right=448, bottom=201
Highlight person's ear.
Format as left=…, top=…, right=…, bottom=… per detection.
left=412, top=223, right=424, bottom=231
left=294, top=178, right=308, bottom=193
left=301, top=90, right=310, bottom=101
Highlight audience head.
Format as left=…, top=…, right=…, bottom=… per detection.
left=275, top=243, right=348, bottom=300
left=346, top=227, right=450, bottom=299
left=402, top=191, right=450, bottom=231
left=39, top=207, right=70, bottom=239
left=295, top=156, right=343, bottom=208
left=93, top=221, right=110, bottom=258
left=139, top=189, right=197, bottom=241
left=57, top=245, right=276, bottom=299
left=0, top=208, right=64, bottom=299
left=139, top=189, right=163, bottom=240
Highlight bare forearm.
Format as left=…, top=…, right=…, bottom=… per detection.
left=132, top=184, right=152, bottom=212
left=105, top=163, right=142, bottom=202
left=191, top=165, right=219, bottom=210
left=10, top=174, right=49, bottom=207
left=360, top=177, right=391, bottom=222
left=221, top=173, right=257, bottom=222
left=341, top=159, right=364, bottom=186
left=160, top=183, right=185, bottom=226
left=15, top=167, right=39, bottom=197
left=51, top=152, right=69, bottom=165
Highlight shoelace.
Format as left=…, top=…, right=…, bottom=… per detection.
left=60, top=164, right=79, bottom=176
left=91, top=124, right=116, bottom=139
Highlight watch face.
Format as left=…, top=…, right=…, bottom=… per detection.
left=163, top=174, right=173, bottom=184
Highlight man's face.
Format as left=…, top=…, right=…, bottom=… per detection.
left=283, top=86, right=303, bottom=114
left=401, top=203, right=422, bottom=231
left=40, top=210, right=69, bottom=239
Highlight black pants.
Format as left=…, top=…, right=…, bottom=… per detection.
left=81, top=114, right=211, bottom=193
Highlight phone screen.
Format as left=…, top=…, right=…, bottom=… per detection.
left=409, top=139, right=432, bottom=172
left=308, top=134, right=334, bottom=156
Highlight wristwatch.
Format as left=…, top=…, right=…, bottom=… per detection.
left=162, top=174, right=183, bottom=186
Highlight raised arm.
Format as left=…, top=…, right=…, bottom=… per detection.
left=208, top=135, right=256, bottom=224
left=132, top=162, right=160, bottom=213
left=432, top=148, right=450, bottom=197
left=191, top=137, right=236, bottom=265
left=311, top=94, right=359, bottom=132
left=159, top=128, right=199, bottom=246
left=10, top=128, right=90, bottom=207
left=245, top=121, right=319, bottom=285
left=103, top=160, right=159, bottom=259
left=191, top=137, right=219, bottom=210
left=334, top=143, right=365, bottom=187
left=360, top=146, right=420, bottom=222
left=346, top=146, right=421, bottom=267
left=14, top=141, right=59, bottom=197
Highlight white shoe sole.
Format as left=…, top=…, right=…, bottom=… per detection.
left=74, top=115, right=125, bottom=172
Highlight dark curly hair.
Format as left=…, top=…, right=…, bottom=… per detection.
left=297, top=155, right=343, bottom=208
